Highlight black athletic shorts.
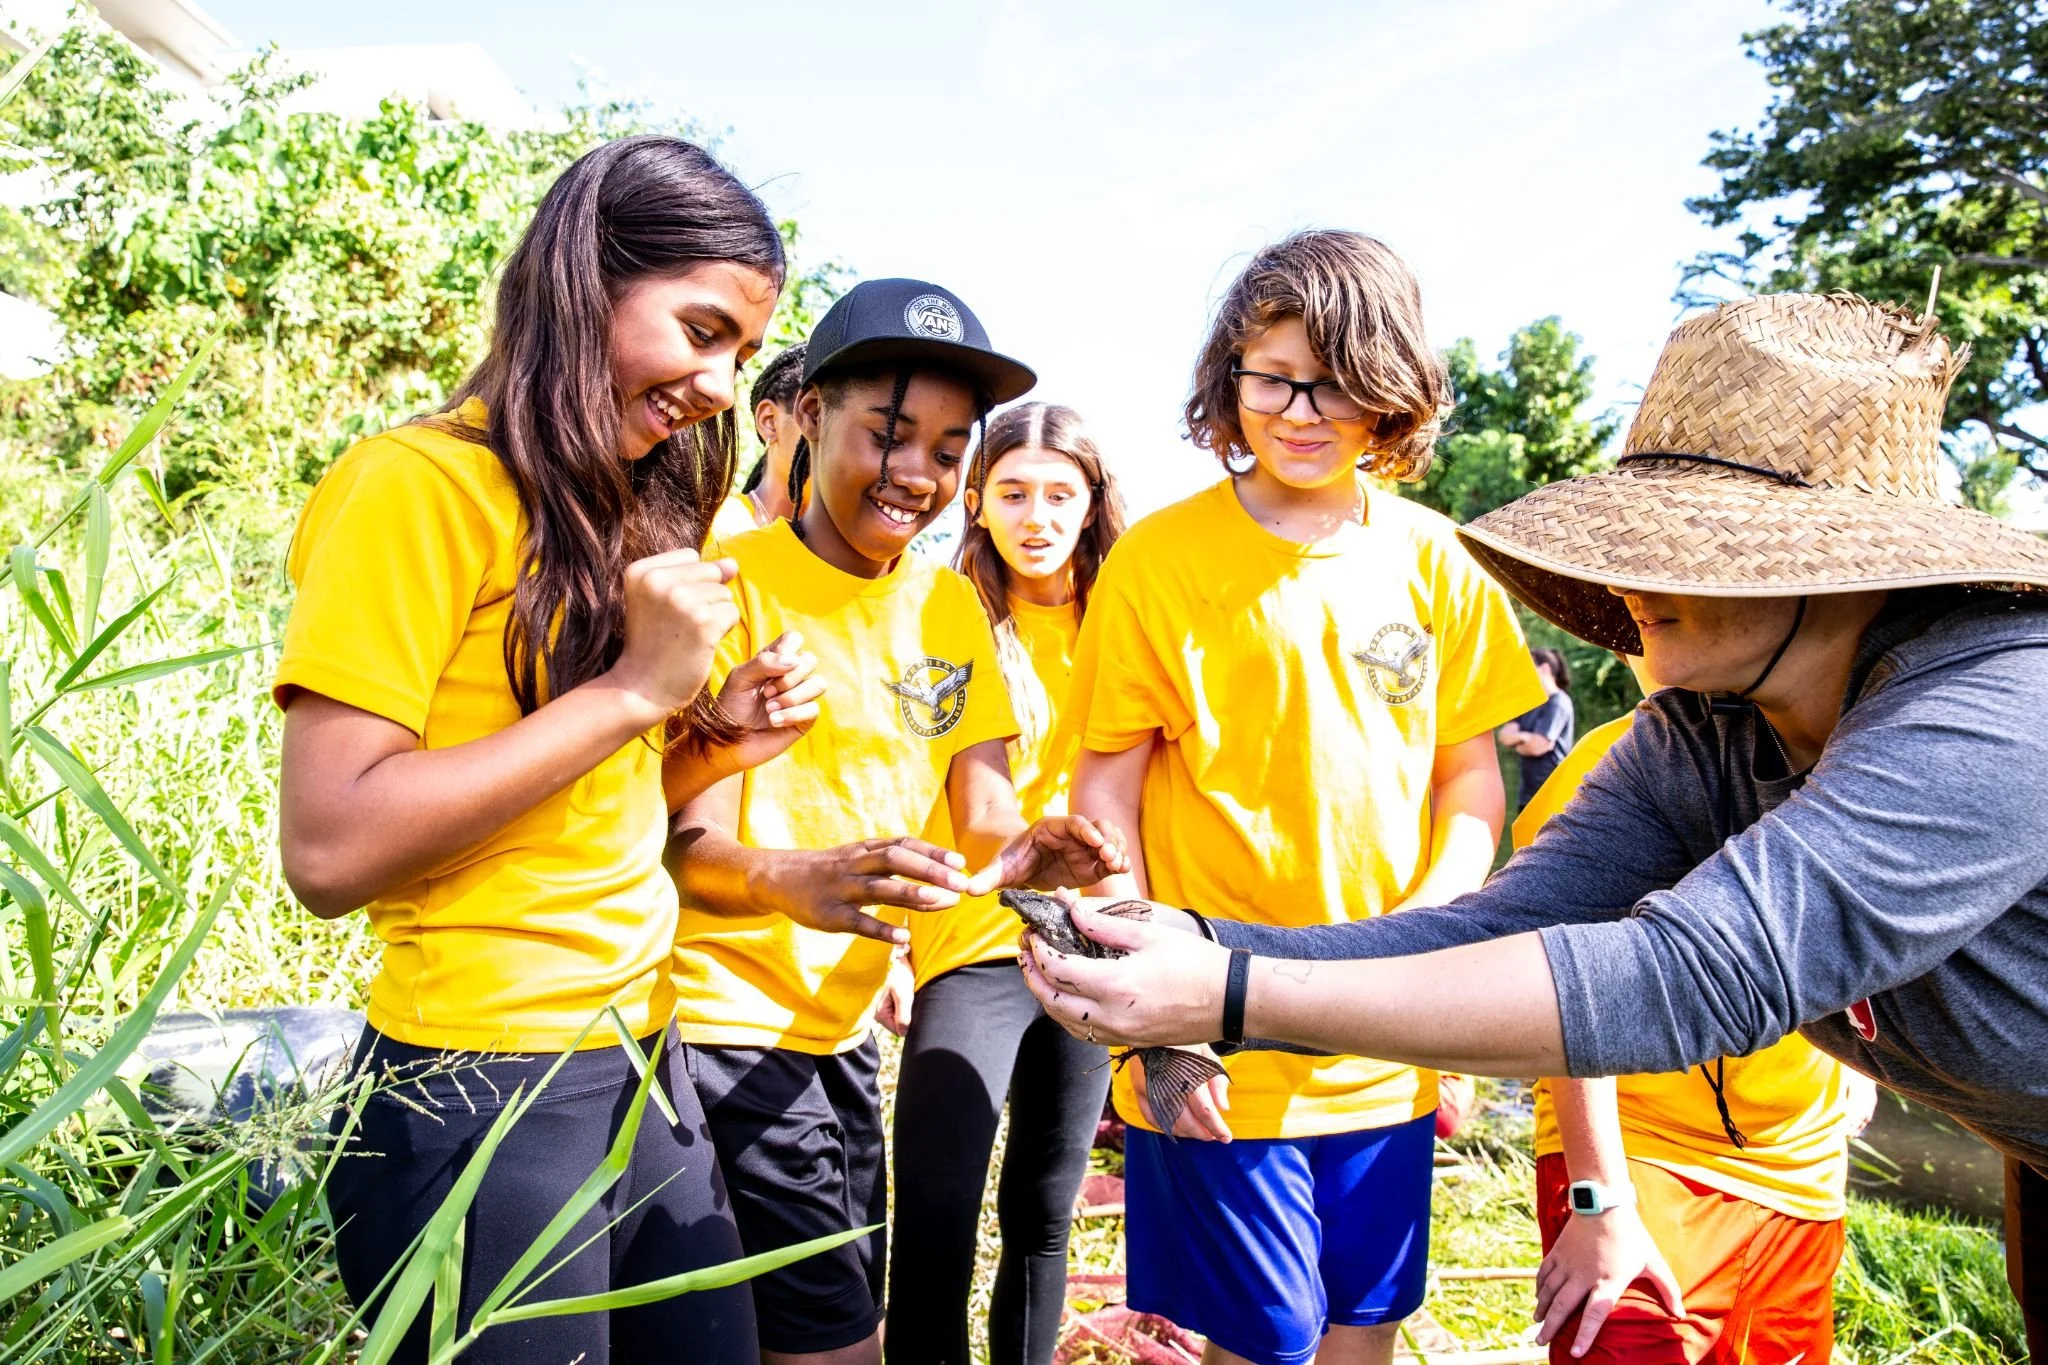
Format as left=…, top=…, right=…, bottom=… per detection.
left=327, top=1025, right=755, bottom=1365
left=684, top=1037, right=887, bottom=1355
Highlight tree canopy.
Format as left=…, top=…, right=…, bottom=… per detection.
left=0, top=26, right=840, bottom=508
left=1685, top=0, right=2048, bottom=482
left=1409, top=317, right=1616, bottom=527
left=1404, top=318, right=1638, bottom=732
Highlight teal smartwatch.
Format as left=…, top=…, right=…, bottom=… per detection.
left=1567, top=1179, right=1636, bottom=1216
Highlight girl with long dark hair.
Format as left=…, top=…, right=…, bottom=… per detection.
left=881, top=402, right=1127, bottom=1365
left=275, top=135, right=819, bottom=1363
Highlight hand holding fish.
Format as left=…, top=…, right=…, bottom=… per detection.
left=1015, top=894, right=1229, bottom=1049
left=1006, top=889, right=1237, bottom=1138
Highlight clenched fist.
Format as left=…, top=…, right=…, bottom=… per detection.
left=607, top=549, right=741, bottom=716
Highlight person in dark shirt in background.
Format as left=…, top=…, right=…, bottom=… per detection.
left=1498, top=647, right=1574, bottom=810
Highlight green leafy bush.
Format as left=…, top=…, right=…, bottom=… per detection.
left=0, top=22, right=841, bottom=518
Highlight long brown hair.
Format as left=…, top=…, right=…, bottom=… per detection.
left=955, top=402, right=1126, bottom=751
left=441, top=136, right=784, bottom=740
left=1184, top=230, right=1448, bottom=483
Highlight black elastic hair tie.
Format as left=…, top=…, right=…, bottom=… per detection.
left=1220, top=949, right=1252, bottom=1048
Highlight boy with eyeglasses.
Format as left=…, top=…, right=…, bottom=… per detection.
left=1063, top=231, right=1543, bottom=1365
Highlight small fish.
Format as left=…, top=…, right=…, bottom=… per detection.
left=1002, top=889, right=1224, bottom=1138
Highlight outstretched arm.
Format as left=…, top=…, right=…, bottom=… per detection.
left=1022, top=908, right=1568, bottom=1072
left=668, top=773, right=973, bottom=945
left=1203, top=718, right=1688, bottom=961
left=1026, top=643, right=2048, bottom=1080
left=948, top=739, right=1130, bottom=896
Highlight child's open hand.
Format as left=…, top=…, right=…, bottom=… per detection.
left=964, top=814, right=1129, bottom=897
left=710, top=631, right=824, bottom=773
left=767, top=837, right=972, bottom=944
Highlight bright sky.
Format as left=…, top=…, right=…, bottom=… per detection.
left=209, top=0, right=1785, bottom=517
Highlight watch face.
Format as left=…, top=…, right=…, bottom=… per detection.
left=1569, top=1185, right=1599, bottom=1214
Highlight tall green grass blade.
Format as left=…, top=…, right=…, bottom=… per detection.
left=0, top=339, right=217, bottom=585
left=9, top=549, right=75, bottom=658
left=355, top=1083, right=529, bottom=1365
left=67, top=643, right=266, bottom=695
left=133, top=467, right=177, bottom=528
left=0, top=1014, right=47, bottom=1085
left=40, top=570, right=76, bottom=645
left=0, top=658, right=14, bottom=802
left=46, top=579, right=173, bottom=693
left=0, top=876, right=227, bottom=1168
left=0, top=30, right=59, bottom=112
left=470, top=1032, right=667, bottom=1324
left=81, top=483, right=109, bottom=638
left=0, top=811, right=85, bottom=912
left=101, top=1076, right=193, bottom=1183
left=0, top=1214, right=133, bottom=1301
left=23, top=727, right=178, bottom=896
left=607, top=1006, right=679, bottom=1127
left=427, top=1220, right=463, bottom=1361
left=0, top=864, right=55, bottom=1059
left=95, top=339, right=215, bottom=493
left=139, top=1270, right=166, bottom=1359
left=486, top=1225, right=879, bottom=1325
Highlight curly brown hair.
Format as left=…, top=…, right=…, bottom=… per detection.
left=1184, top=230, right=1448, bottom=483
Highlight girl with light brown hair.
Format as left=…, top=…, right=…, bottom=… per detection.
left=882, top=401, right=1128, bottom=1365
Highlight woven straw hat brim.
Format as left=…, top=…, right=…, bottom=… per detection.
left=1457, top=463, right=2048, bottom=654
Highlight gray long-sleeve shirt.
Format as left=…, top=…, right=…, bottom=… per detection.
left=1211, top=590, right=2048, bottom=1171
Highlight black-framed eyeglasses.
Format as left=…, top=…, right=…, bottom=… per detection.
left=1231, top=368, right=1370, bottom=422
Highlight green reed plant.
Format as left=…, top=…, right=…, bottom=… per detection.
left=0, top=341, right=866, bottom=1364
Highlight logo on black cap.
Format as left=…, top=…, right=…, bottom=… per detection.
left=904, top=295, right=964, bottom=341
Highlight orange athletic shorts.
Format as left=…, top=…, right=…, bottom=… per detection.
left=1535, top=1153, right=1845, bottom=1365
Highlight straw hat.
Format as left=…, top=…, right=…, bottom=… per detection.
left=1457, top=292, right=2048, bottom=653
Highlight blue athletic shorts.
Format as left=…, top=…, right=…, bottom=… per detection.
left=1125, top=1111, right=1436, bottom=1365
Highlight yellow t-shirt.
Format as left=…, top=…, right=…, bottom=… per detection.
left=273, top=400, right=678, bottom=1051
left=671, top=520, right=1019, bottom=1053
left=1070, top=479, right=1547, bottom=1139
left=708, top=490, right=760, bottom=548
left=909, top=596, right=1082, bottom=988
left=1520, top=714, right=1855, bottom=1222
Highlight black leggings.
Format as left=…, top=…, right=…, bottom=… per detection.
left=886, top=961, right=1111, bottom=1365
left=326, top=1026, right=756, bottom=1364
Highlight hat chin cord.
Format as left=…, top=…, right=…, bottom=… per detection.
left=1735, top=596, right=1808, bottom=701
left=1699, top=590, right=1805, bottom=1151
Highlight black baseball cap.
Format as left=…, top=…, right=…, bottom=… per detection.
left=801, top=278, right=1036, bottom=405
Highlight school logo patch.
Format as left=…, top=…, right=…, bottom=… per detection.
left=885, top=656, right=973, bottom=739
left=903, top=294, right=965, bottom=341
left=1354, top=622, right=1431, bottom=705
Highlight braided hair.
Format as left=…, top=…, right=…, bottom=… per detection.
left=740, top=342, right=807, bottom=495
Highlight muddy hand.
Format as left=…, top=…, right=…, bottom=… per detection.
left=1018, top=902, right=1231, bottom=1047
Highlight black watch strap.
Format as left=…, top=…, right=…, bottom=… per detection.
left=1220, top=949, right=1252, bottom=1047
